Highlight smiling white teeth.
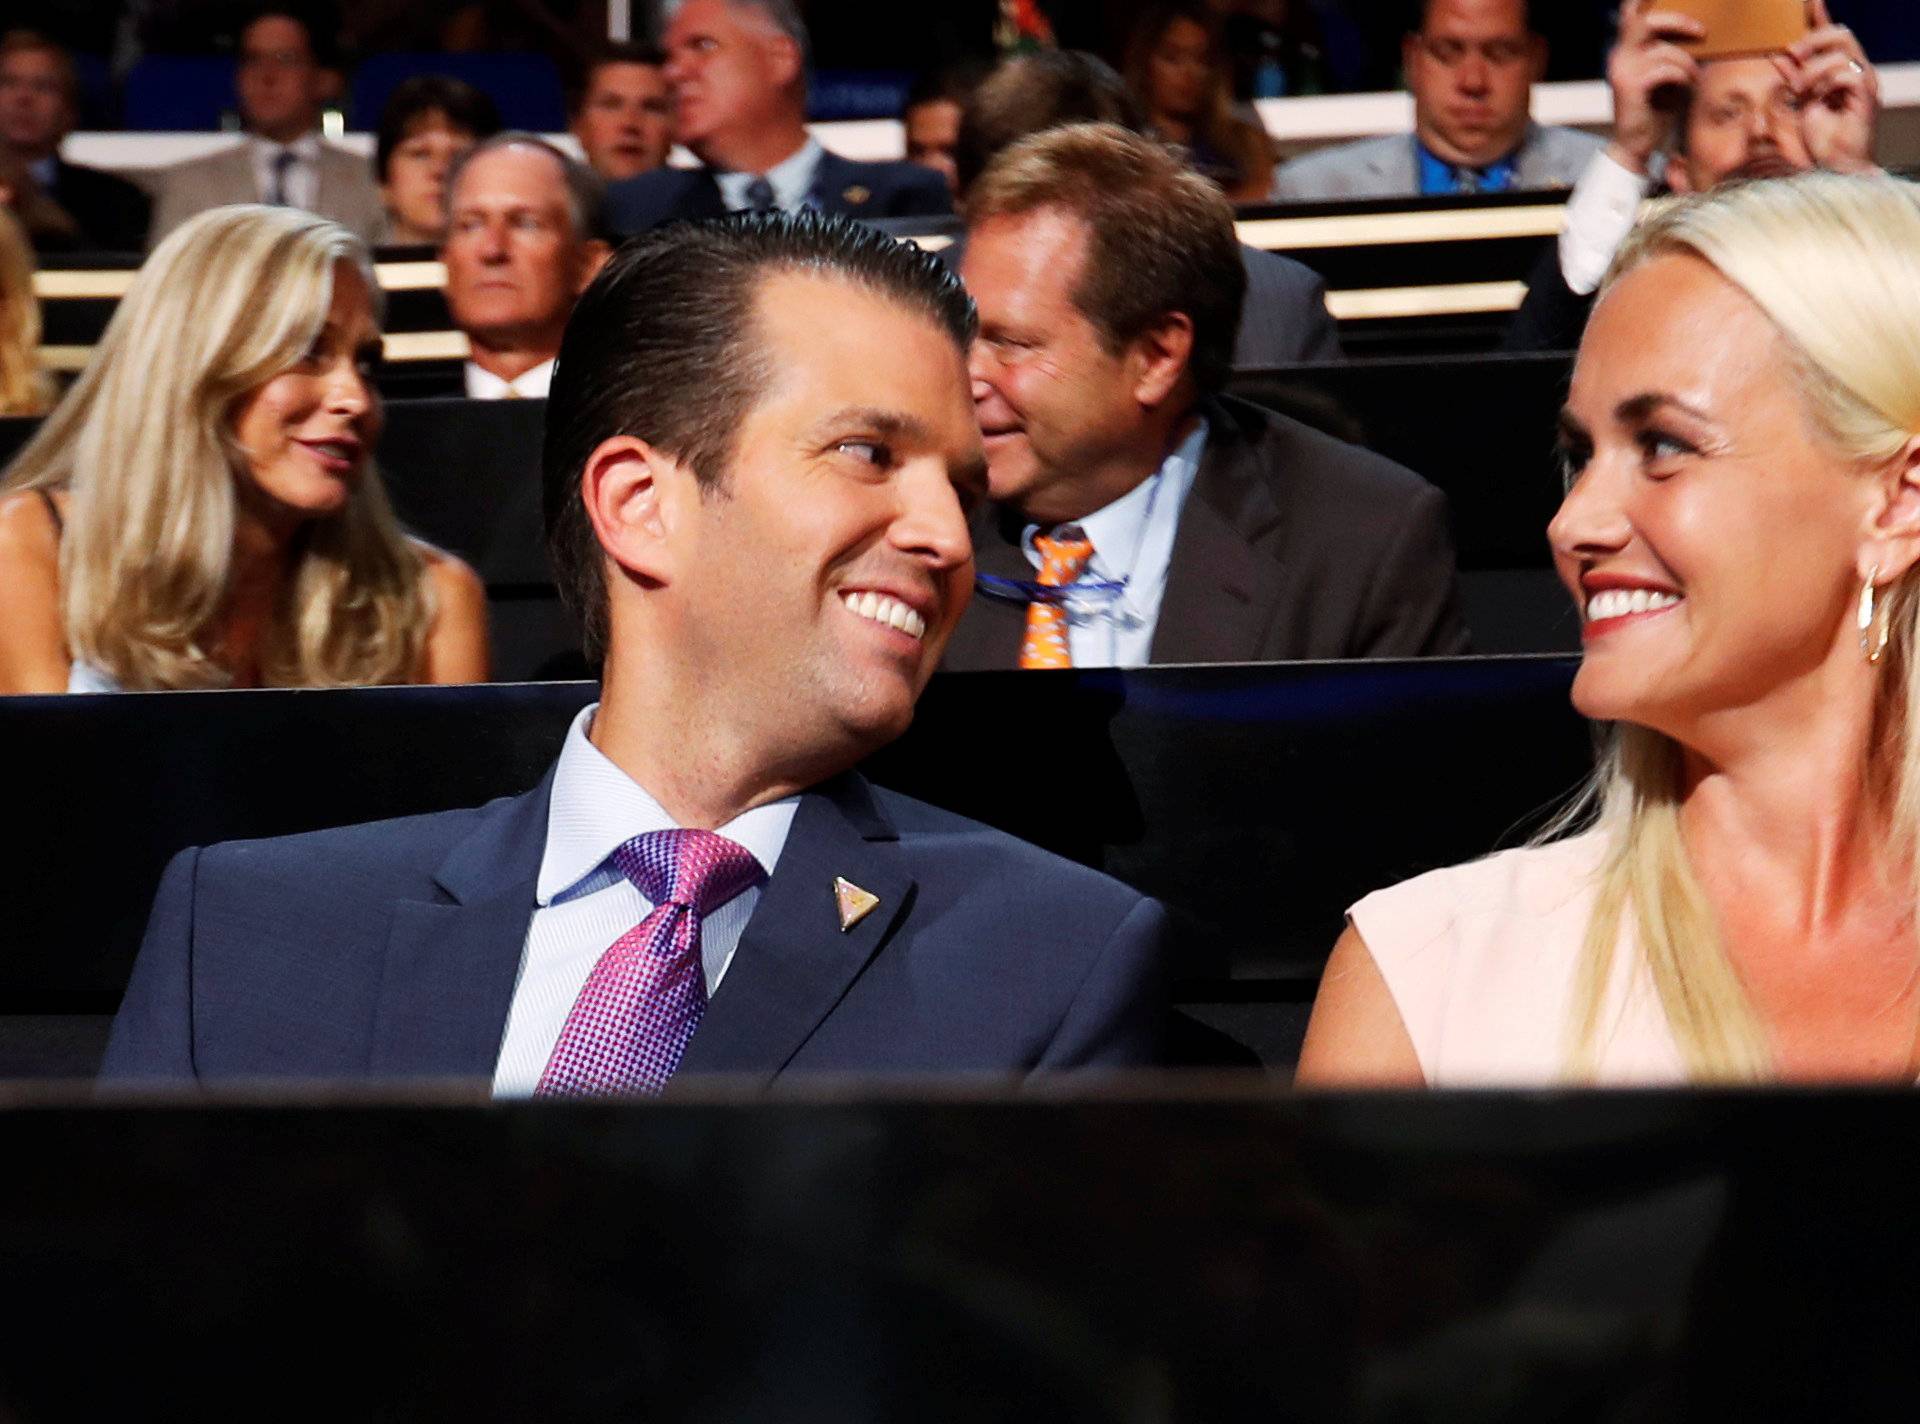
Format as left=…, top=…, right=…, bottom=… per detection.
left=1586, top=589, right=1682, bottom=621
left=842, top=591, right=926, bottom=640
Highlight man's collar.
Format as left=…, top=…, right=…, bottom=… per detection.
left=252, top=131, right=322, bottom=159
left=463, top=357, right=556, bottom=400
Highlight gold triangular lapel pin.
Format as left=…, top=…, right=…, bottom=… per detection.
left=833, top=876, right=880, bottom=933
left=842, top=184, right=871, bottom=206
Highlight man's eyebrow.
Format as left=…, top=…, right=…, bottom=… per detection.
left=807, top=407, right=937, bottom=445
left=1616, top=392, right=1714, bottom=425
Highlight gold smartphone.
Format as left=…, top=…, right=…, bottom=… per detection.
left=1662, top=0, right=1810, bottom=60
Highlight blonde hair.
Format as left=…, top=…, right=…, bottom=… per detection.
left=0, top=204, right=432, bottom=689
left=0, top=208, right=52, bottom=416
left=1564, top=172, right=1920, bottom=1080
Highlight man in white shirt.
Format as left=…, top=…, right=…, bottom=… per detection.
left=441, top=133, right=611, bottom=401
left=147, top=9, right=382, bottom=246
left=944, top=124, right=1467, bottom=671
left=602, top=0, right=951, bottom=232
left=1508, top=0, right=1879, bottom=350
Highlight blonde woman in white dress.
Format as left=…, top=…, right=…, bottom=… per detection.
left=1299, top=172, right=1920, bottom=1087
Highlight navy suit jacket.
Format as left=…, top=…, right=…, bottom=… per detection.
left=604, top=151, right=952, bottom=235
left=100, top=767, right=1165, bottom=1085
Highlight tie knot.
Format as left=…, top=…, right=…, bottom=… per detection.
left=1033, top=528, right=1095, bottom=588
left=745, top=175, right=777, bottom=212
left=611, top=829, right=765, bottom=916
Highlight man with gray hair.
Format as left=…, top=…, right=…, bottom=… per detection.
left=441, top=132, right=611, bottom=400
left=604, top=0, right=952, bottom=233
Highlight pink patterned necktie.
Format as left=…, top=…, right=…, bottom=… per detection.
left=536, top=829, right=765, bottom=1097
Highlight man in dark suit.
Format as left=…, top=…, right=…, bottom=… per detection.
left=602, top=0, right=950, bottom=235
left=952, top=49, right=1340, bottom=367
left=0, top=31, right=149, bottom=252
left=944, top=124, right=1466, bottom=672
left=102, top=212, right=1164, bottom=1091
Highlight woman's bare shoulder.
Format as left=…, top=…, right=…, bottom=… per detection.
left=0, top=488, right=63, bottom=560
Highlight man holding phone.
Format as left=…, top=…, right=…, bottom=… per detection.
left=1507, top=0, right=1879, bottom=350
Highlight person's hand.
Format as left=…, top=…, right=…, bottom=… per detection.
left=1607, top=2, right=1705, bottom=175
left=1779, top=0, right=1879, bottom=174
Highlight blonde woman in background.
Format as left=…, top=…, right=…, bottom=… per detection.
left=1298, top=172, right=1920, bottom=1086
left=0, top=204, right=489, bottom=692
left=0, top=207, right=52, bottom=416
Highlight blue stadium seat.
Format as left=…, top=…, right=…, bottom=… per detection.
left=122, top=55, right=238, bottom=131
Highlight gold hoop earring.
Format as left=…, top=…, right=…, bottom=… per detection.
left=1861, top=565, right=1892, bottom=665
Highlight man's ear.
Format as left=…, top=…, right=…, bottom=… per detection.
left=1129, top=311, right=1197, bottom=411
left=576, top=238, right=613, bottom=293
left=581, top=435, right=693, bottom=590
left=764, top=31, right=804, bottom=93
left=1860, top=435, right=1920, bottom=585
left=1527, top=35, right=1549, bottom=84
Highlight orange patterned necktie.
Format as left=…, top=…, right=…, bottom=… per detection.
left=1019, top=528, right=1095, bottom=669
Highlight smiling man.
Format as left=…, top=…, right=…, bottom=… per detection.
left=603, top=0, right=950, bottom=233
left=102, top=211, right=1165, bottom=1091
left=441, top=132, right=611, bottom=399
left=1270, top=0, right=1600, bottom=200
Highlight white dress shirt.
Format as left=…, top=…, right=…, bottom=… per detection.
left=490, top=705, right=800, bottom=1097
left=464, top=357, right=555, bottom=400
left=1019, top=418, right=1209, bottom=669
left=714, top=136, right=824, bottom=214
left=249, top=132, right=322, bottom=210
left=1557, top=149, right=1654, bottom=296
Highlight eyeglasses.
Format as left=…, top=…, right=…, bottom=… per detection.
left=1416, top=36, right=1531, bottom=67
left=975, top=572, right=1132, bottom=614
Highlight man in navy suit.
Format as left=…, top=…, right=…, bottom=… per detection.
left=101, top=212, right=1164, bottom=1091
left=602, top=0, right=951, bottom=235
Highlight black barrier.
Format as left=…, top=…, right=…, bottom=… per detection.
left=4, top=1089, right=1919, bottom=1419
left=0, top=657, right=1593, bottom=1075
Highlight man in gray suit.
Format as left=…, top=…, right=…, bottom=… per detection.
left=148, top=9, right=382, bottom=246
left=1271, top=0, right=1601, bottom=201
left=944, top=124, right=1466, bottom=673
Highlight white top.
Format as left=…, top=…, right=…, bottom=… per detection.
left=714, top=136, right=824, bottom=214
left=249, top=132, right=321, bottom=211
left=67, top=661, right=122, bottom=694
left=1018, top=418, right=1209, bottom=670
left=1557, top=148, right=1653, bottom=296
left=464, top=358, right=555, bottom=400
left=1348, top=833, right=1688, bottom=1087
left=490, top=705, right=801, bottom=1097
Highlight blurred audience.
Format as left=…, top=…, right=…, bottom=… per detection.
left=953, top=50, right=1339, bottom=367
left=1222, top=0, right=1327, bottom=99
left=441, top=132, right=609, bottom=400
left=1509, top=0, right=1879, bottom=352
left=942, top=124, right=1464, bottom=671
left=0, top=205, right=488, bottom=693
left=604, top=0, right=951, bottom=233
left=569, top=41, right=673, bottom=183
left=0, top=208, right=51, bottom=415
left=1271, top=0, right=1601, bottom=200
left=1124, top=2, right=1275, bottom=203
left=0, top=146, right=83, bottom=253
left=373, top=74, right=500, bottom=248
left=900, top=61, right=990, bottom=199
left=149, top=9, right=381, bottom=246
left=1300, top=172, right=1920, bottom=1086
left=0, top=31, right=151, bottom=253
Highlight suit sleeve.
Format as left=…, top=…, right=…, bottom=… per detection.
left=888, top=166, right=954, bottom=219
left=1503, top=239, right=1595, bottom=354
left=1355, top=482, right=1473, bottom=657
left=97, top=848, right=201, bottom=1083
left=1291, top=268, right=1343, bottom=363
left=146, top=173, right=193, bottom=251
left=1034, top=895, right=1168, bottom=1070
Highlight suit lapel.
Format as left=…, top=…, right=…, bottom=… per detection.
left=808, top=152, right=870, bottom=216
left=1150, top=403, right=1288, bottom=664
left=367, top=770, right=555, bottom=1077
left=677, top=170, right=730, bottom=221
left=674, top=774, right=914, bottom=1083
left=941, top=506, right=1030, bottom=670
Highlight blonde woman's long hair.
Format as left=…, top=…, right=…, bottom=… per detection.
left=0, top=204, right=431, bottom=689
left=0, top=207, right=52, bottom=416
left=1562, top=172, right=1920, bottom=1080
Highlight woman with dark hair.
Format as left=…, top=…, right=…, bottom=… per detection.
left=1123, top=2, right=1276, bottom=203
left=373, top=74, right=502, bottom=247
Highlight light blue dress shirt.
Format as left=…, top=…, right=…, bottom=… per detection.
left=490, top=705, right=800, bottom=1097
left=714, top=137, right=824, bottom=214
left=1019, top=418, right=1209, bottom=669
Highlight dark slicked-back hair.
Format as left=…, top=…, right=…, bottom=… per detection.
left=543, top=211, right=977, bottom=658
left=969, top=123, right=1244, bottom=398
left=955, top=51, right=1143, bottom=198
